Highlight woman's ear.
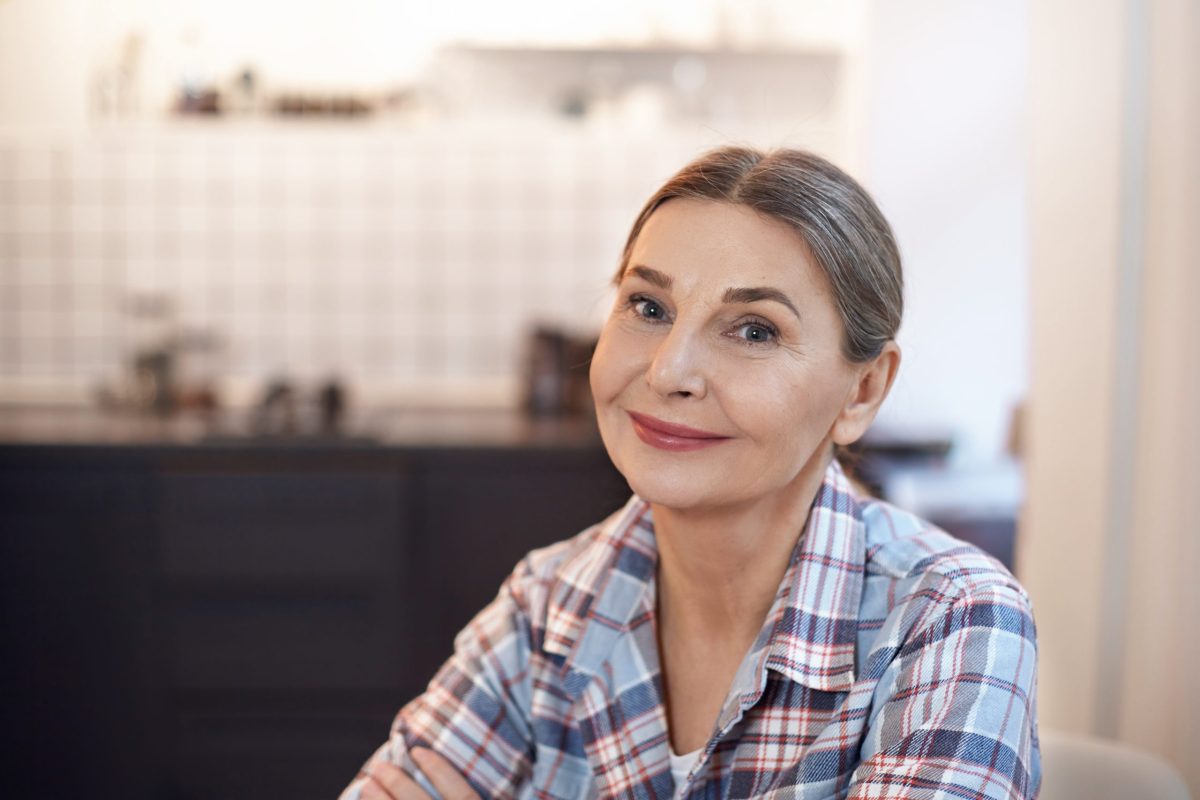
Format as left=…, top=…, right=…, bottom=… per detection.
left=831, top=341, right=901, bottom=446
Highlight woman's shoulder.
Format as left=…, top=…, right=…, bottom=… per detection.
left=856, top=494, right=1031, bottom=609
left=498, top=498, right=640, bottom=617
left=516, top=501, right=632, bottom=579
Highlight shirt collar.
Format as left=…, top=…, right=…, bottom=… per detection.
left=543, top=459, right=865, bottom=699
left=755, top=459, right=865, bottom=693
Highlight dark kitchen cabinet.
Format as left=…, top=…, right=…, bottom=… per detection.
left=0, top=441, right=629, bottom=800
left=415, top=448, right=632, bottom=681
left=0, top=452, right=157, bottom=798
left=157, top=459, right=411, bottom=691
left=151, top=451, right=413, bottom=800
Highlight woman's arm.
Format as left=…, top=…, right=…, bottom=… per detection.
left=355, top=747, right=480, bottom=800
left=339, top=560, right=539, bottom=800
left=847, top=583, right=1041, bottom=800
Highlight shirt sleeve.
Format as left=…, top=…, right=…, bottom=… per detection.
left=338, top=558, right=538, bottom=800
left=846, top=583, right=1041, bottom=800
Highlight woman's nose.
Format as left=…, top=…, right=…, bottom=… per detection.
left=645, top=324, right=708, bottom=399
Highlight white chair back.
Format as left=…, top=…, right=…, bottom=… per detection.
left=1038, top=731, right=1192, bottom=800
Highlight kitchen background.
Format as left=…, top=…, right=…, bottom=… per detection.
left=1, top=0, right=1197, bottom=798
left=0, top=0, right=1028, bottom=465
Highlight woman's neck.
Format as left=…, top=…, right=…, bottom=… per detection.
left=651, top=455, right=830, bottom=642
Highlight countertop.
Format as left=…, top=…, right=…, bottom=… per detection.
left=0, top=404, right=606, bottom=450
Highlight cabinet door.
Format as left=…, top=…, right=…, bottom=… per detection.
left=153, top=453, right=415, bottom=799
left=164, top=692, right=400, bottom=800
left=156, top=455, right=412, bottom=691
left=414, top=448, right=630, bottom=678
left=0, top=451, right=156, bottom=798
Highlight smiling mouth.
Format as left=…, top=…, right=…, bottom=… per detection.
left=626, top=411, right=731, bottom=452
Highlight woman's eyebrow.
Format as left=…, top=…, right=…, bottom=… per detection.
left=722, top=287, right=801, bottom=320
left=627, top=265, right=673, bottom=289
left=627, top=264, right=801, bottom=320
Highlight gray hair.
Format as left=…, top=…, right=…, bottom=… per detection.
left=613, top=146, right=903, bottom=363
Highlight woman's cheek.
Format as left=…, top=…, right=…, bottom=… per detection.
left=590, top=328, right=635, bottom=404
left=606, top=327, right=652, bottom=376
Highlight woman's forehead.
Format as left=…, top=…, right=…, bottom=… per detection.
left=626, top=199, right=825, bottom=298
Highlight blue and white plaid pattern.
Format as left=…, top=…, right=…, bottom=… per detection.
left=341, top=460, right=1040, bottom=799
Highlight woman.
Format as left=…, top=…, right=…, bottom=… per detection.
left=341, top=147, right=1041, bottom=799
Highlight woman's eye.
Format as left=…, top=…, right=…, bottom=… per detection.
left=735, top=321, right=778, bottom=344
left=630, top=296, right=668, bottom=322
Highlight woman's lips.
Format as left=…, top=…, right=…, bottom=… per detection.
left=627, top=411, right=731, bottom=452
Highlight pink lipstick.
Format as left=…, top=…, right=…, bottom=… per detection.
left=627, top=411, right=731, bottom=452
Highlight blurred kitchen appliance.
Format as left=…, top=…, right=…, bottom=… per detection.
left=249, top=376, right=349, bottom=437
left=522, top=326, right=597, bottom=418
left=123, top=290, right=178, bottom=416
left=95, top=290, right=225, bottom=417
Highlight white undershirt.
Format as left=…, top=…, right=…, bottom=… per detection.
left=669, top=744, right=703, bottom=797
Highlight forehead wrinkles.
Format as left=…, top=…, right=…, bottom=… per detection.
left=630, top=207, right=818, bottom=301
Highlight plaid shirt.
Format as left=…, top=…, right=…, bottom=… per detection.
left=341, top=459, right=1040, bottom=799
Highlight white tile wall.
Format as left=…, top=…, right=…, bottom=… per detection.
left=0, top=120, right=837, bottom=405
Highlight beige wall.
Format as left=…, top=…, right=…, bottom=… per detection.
left=1021, top=0, right=1200, bottom=793
left=1022, top=0, right=1122, bottom=734
left=1117, top=0, right=1200, bottom=785
left=0, top=0, right=89, bottom=130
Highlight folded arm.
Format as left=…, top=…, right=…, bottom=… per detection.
left=340, top=562, right=538, bottom=800
left=847, top=583, right=1041, bottom=799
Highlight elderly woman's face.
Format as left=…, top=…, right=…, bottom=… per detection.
left=590, top=198, right=861, bottom=512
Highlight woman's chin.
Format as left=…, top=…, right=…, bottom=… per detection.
left=620, top=468, right=729, bottom=513
left=602, top=424, right=750, bottom=510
